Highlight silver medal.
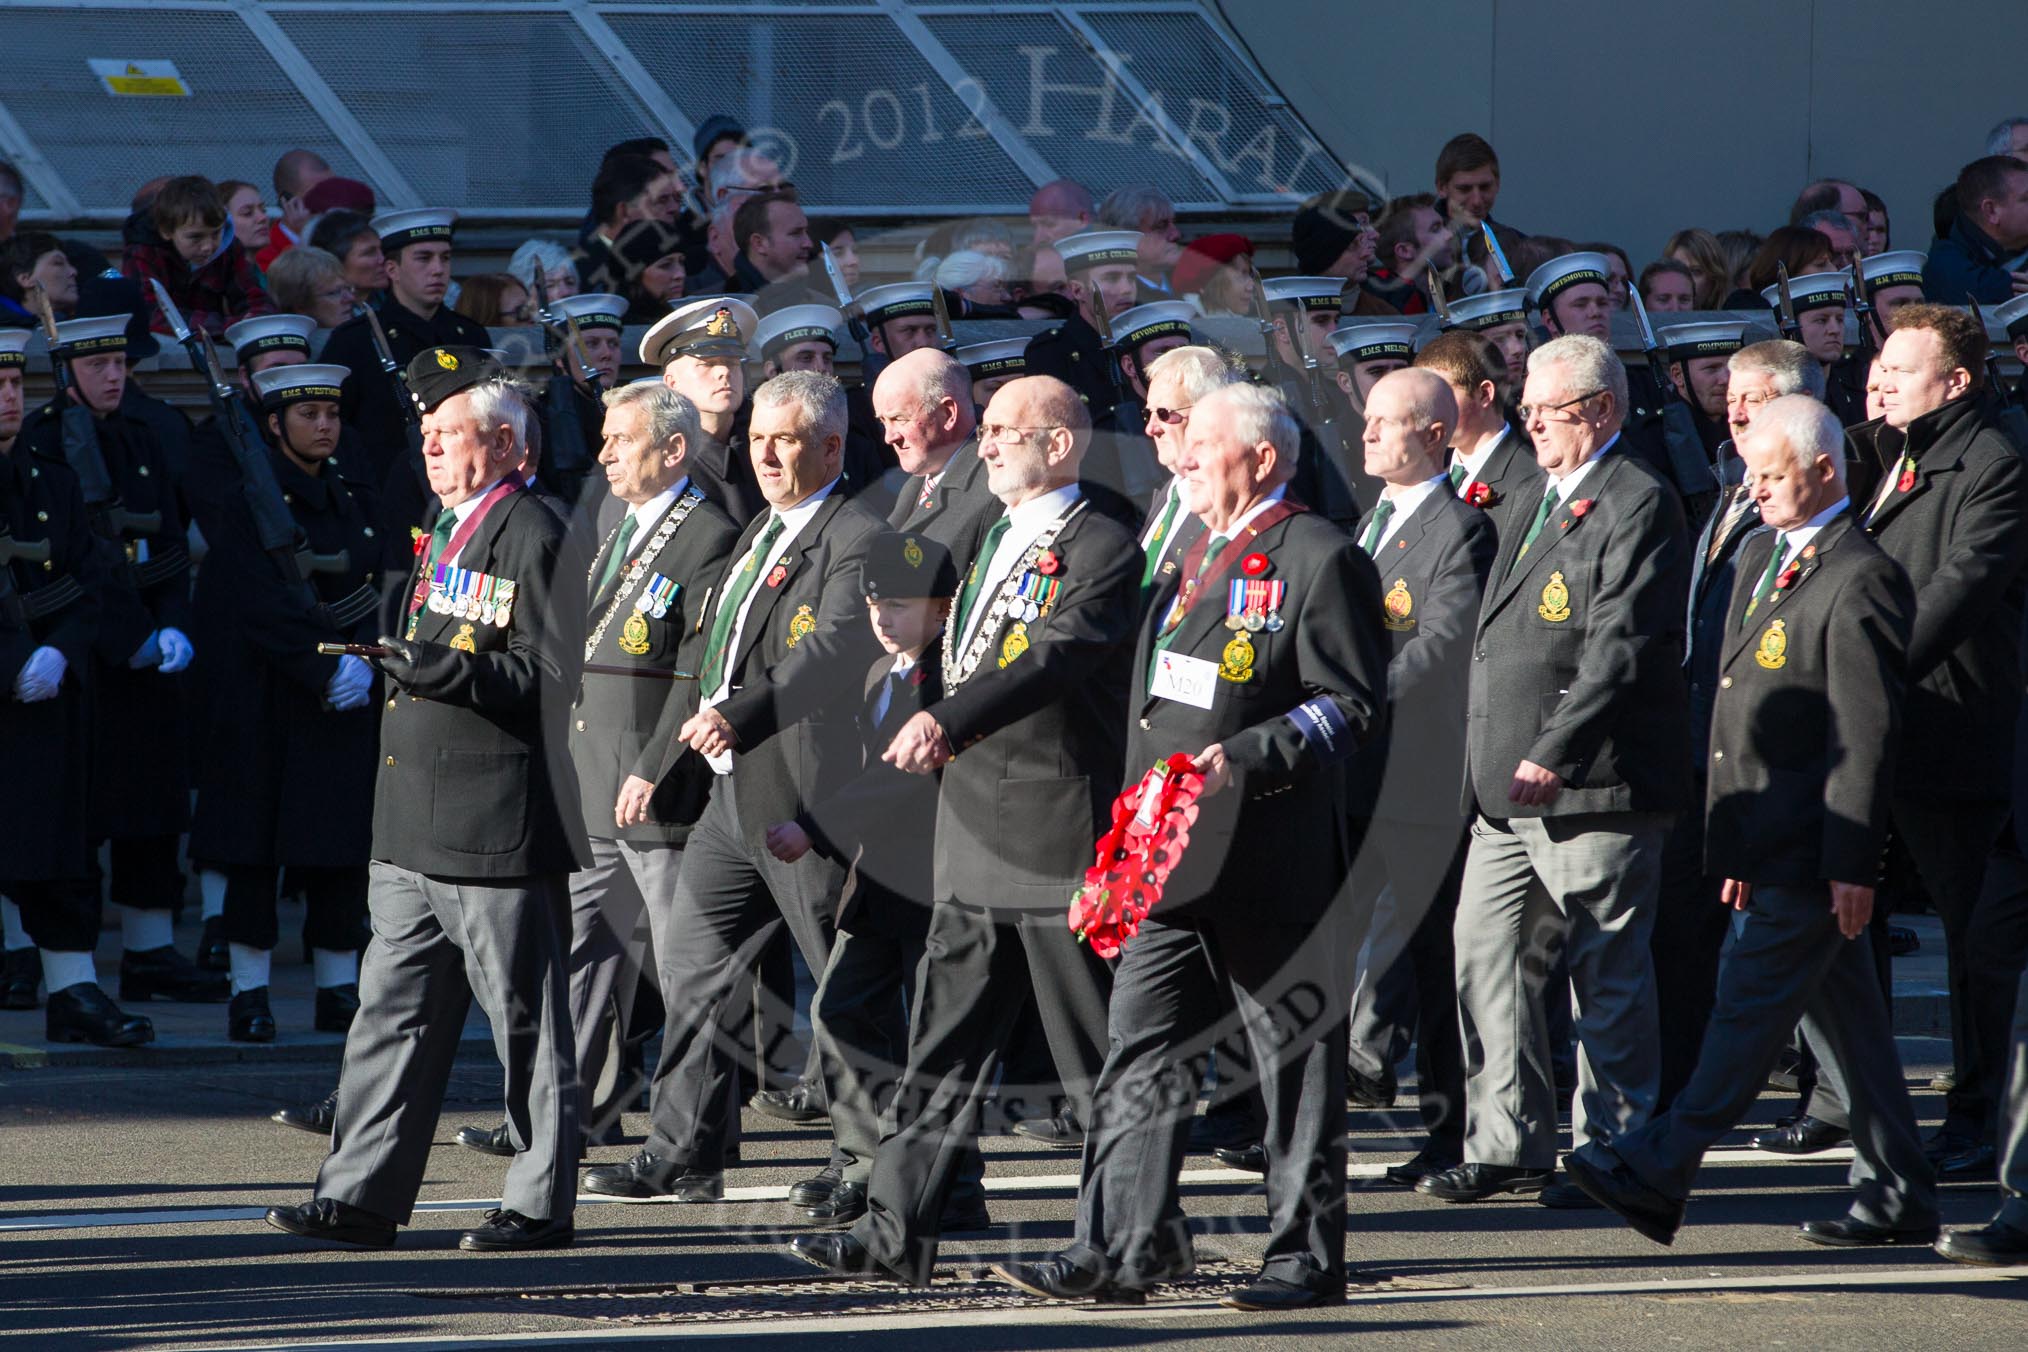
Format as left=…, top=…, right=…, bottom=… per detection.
left=652, top=601, right=669, bottom=620
left=634, top=592, right=653, bottom=612
left=1265, top=612, right=1285, bottom=632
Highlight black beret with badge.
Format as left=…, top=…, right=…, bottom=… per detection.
left=861, top=530, right=957, bottom=601
left=402, top=345, right=504, bottom=414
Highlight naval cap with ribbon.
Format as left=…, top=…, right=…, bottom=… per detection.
left=1760, top=271, right=1848, bottom=315
left=1857, top=250, right=1925, bottom=300
left=1054, top=229, right=1142, bottom=274
left=1659, top=321, right=1749, bottom=362
left=1328, top=318, right=1419, bottom=365
left=1443, top=286, right=1530, bottom=333
left=50, top=313, right=131, bottom=356
left=1991, top=291, right=2028, bottom=341
left=638, top=295, right=759, bottom=367
left=547, top=292, right=627, bottom=333
left=1259, top=274, right=1348, bottom=313
left=852, top=282, right=935, bottom=332
left=226, top=313, right=317, bottom=365
left=0, top=327, right=30, bottom=369
left=1109, top=299, right=1196, bottom=354
left=751, top=302, right=843, bottom=363
left=252, top=361, right=350, bottom=409
left=1525, top=252, right=1613, bottom=310
left=956, top=336, right=1029, bottom=382
left=371, top=208, right=457, bottom=253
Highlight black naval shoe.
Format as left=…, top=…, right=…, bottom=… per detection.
left=228, top=987, right=277, bottom=1043
left=1213, top=1144, right=1268, bottom=1174
left=940, top=1194, right=993, bottom=1232
left=1220, top=1274, right=1344, bottom=1312
left=456, top=1123, right=516, bottom=1158
left=1538, top=1177, right=1602, bottom=1209
left=1345, top=1065, right=1397, bottom=1109
left=1936, top=1219, right=2028, bottom=1266
left=787, top=1231, right=902, bottom=1280
left=1936, top=1144, right=2000, bottom=1183
left=1415, top=1162, right=1550, bottom=1202
left=273, top=1090, right=337, bottom=1135
left=788, top=1166, right=842, bottom=1208
left=795, top=1180, right=867, bottom=1226
left=1561, top=1148, right=1684, bottom=1245
left=1383, top=1148, right=1460, bottom=1188
left=583, top=1149, right=722, bottom=1201
left=119, top=944, right=229, bottom=1003
left=1, top=947, right=39, bottom=1010
left=1010, top=1113, right=1086, bottom=1149
left=750, top=1081, right=829, bottom=1124
left=1798, top=1215, right=1940, bottom=1248
left=1187, top=1109, right=1263, bottom=1153
left=1923, top=1127, right=1979, bottom=1163
left=1750, top=1115, right=1849, bottom=1155
left=459, top=1208, right=573, bottom=1252
left=196, top=916, right=229, bottom=972
left=990, top=1255, right=1145, bottom=1305
left=266, top=1197, right=395, bottom=1248
left=46, top=982, right=154, bottom=1047
left=314, top=983, right=360, bottom=1034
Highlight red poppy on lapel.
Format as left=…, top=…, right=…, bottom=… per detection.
left=1036, top=550, right=1060, bottom=576
left=1775, top=563, right=1800, bottom=590
left=1465, top=482, right=1499, bottom=508
left=1568, top=498, right=1595, bottom=519
left=765, top=563, right=789, bottom=588
left=411, top=528, right=427, bottom=557
left=1240, top=552, right=1270, bottom=576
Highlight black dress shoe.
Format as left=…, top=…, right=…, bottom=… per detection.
left=456, top=1123, right=516, bottom=1157
left=796, top=1180, right=867, bottom=1225
left=750, top=1082, right=829, bottom=1124
left=940, top=1196, right=992, bottom=1232
left=45, top=982, right=154, bottom=1047
left=583, top=1149, right=721, bottom=1200
left=1886, top=924, right=1920, bottom=957
left=1936, top=1144, right=1999, bottom=1182
left=1415, top=1162, right=1550, bottom=1202
left=1213, top=1143, right=1267, bottom=1174
left=118, top=944, right=229, bottom=1004
left=1561, top=1149, right=1682, bottom=1244
left=228, top=987, right=277, bottom=1043
left=1383, top=1148, right=1460, bottom=1187
left=1188, top=1110, right=1264, bottom=1153
left=1750, top=1115, right=1849, bottom=1155
left=1923, top=1128, right=1978, bottom=1163
left=1539, top=1178, right=1602, bottom=1209
left=196, top=916, right=229, bottom=971
left=1798, top=1215, right=1940, bottom=1247
left=459, top=1208, right=573, bottom=1252
left=1010, top=1113, right=1085, bottom=1148
left=1346, top=1065, right=1397, bottom=1109
left=314, top=983, right=360, bottom=1034
left=990, top=1255, right=1143, bottom=1304
left=2, top=947, right=39, bottom=1010
left=1936, top=1219, right=2028, bottom=1266
left=788, top=1166, right=842, bottom=1208
left=787, top=1231, right=899, bottom=1280
left=273, top=1090, right=337, bottom=1134
left=265, top=1197, right=395, bottom=1248
left=1220, top=1274, right=1344, bottom=1311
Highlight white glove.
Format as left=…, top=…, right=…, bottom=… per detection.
left=325, top=654, right=373, bottom=711
left=13, top=646, right=67, bottom=702
left=156, top=627, right=194, bottom=674
left=128, top=631, right=162, bottom=669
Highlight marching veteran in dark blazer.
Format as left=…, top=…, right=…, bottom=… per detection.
left=986, top=380, right=1388, bottom=1311
left=1565, top=394, right=1936, bottom=1250
left=1424, top=333, right=1692, bottom=1207
left=266, top=347, right=588, bottom=1255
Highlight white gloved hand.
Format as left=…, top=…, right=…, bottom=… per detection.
left=325, top=654, right=373, bottom=711
left=14, top=646, right=67, bottom=702
left=128, top=630, right=162, bottom=669
left=155, top=627, right=194, bottom=674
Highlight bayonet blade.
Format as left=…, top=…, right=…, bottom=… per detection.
left=1088, top=282, right=1117, bottom=349
left=1427, top=266, right=1453, bottom=323
left=145, top=278, right=194, bottom=345
left=1627, top=281, right=1660, bottom=352
left=1774, top=262, right=1801, bottom=338
left=930, top=284, right=959, bottom=354
left=1481, top=222, right=1515, bottom=288
left=820, top=242, right=856, bottom=311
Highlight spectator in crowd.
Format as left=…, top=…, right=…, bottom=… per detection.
left=301, top=176, right=375, bottom=222
left=582, top=153, right=673, bottom=275
left=1171, top=233, right=1255, bottom=316
left=1293, top=188, right=1394, bottom=314
left=1435, top=133, right=1527, bottom=274
left=1923, top=155, right=2028, bottom=304
left=931, top=249, right=1010, bottom=312
left=261, top=148, right=331, bottom=271
left=2, top=231, right=79, bottom=326
left=507, top=239, right=578, bottom=301
left=1986, top=115, right=2028, bottom=162
left=0, top=160, right=23, bottom=248
left=218, top=180, right=271, bottom=275
left=729, top=189, right=812, bottom=291
left=264, top=245, right=354, bottom=330
left=1366, top=193, right=1456, bottom=315
left=575, top=137, right=685, bottom=253
left=1789, top=178, right=1869, bottom=225
left=1639, top=259, right=1697, bottom=313
left=1098, top=184, right=1182, bottom=300
left=1795, top=209, right=1861, bottom=270
left=1714, top=228, right=1763, bottom=295
left=1505, top=234, right=1574, bottom=287
left=691, top=116, right=746, bottom=194
left=706, top=145, right=788, bottom=204
left=308, top=211, right=387, bottom=301
left=1028, top=178, right=1095, bottom=247
left=457, top=273, right=531, bottom=328
left=1860, top=188, right=1892, bottom=255
left=1582, top=242, right=1633, bottom=309
left=810, top=219, right=860, bottom=289
left=1739, top=225, right=1840, bottom=301
left=586, top=219, right=686, bottom=322
left=1665, top=228, right=1732, bottom=309
left=125, top=175, right=272, bottom=336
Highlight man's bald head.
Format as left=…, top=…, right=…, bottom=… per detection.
left=1361, top=367, right=1457, bottom=488
left=1029, top=179, right=1095, bottom=246
left=872, top=347, right=976, bottom=476
left=979, top=375, right=1090, bottom=504
left=274, top=148, right=332, bottom=199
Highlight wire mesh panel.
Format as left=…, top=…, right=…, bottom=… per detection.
left=272, top=8, right=667, bottom=210
left=0, top=6, right=372, bottom=215
left=602, top=9, right=1038, bottom=209
left=1079, top=9, right=1343, bottom=201
left=917, top=12, right=1214, bottom=208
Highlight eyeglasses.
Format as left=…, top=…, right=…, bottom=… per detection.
left=979, top=423, right=1059, bottom=443
left=1517, top=389, right=1605, bottom=423
left=723, top=180, right=795, bottom=197
left=1151, top=405, right=1192, bottom=424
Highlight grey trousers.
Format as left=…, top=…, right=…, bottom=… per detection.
left=570, top=836, right=684, bottom=1145
left=1455, top=811, right=1668, bottom=1168
left=1611, top=882, right=1936, bottom=1230
left=318, top=862, right=579, bottom=1224
left=1347, top=819, right=1469, bottom=1083
left=1998, top=959, right=2028, bottom=1227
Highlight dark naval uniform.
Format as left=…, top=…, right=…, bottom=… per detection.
left=1023, top=312, right=1116, bottom=415
left=320, top=297, right=489, bottom=486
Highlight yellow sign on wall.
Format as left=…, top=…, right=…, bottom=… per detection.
left=88, top=60, right=190, bottom=98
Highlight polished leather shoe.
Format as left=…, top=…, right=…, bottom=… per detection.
left=1923, top=1128, right=1978, bottom=1163
left=1561, top=1148, right=1683, bottom=1245
left=750, top=1082, right=829, bottom=1124
left=1798, top=1215, right=1940, bottom=1247
left=1, top=947, right=39, bottom=1010
left=1936, top=1143, right=1999, bottom=1182
left=787, top=1165, right=842, bottom=1208
left=1220, top=1274, right=1344, bottom=1311
left=1538, top=1178, right=1601, bottom=1209
left=583, top=1149, right=721, bottom=1200
left=266, top=1197, right=395, bottom=1248
left=1886, top=924, right=1919, bottom=957
left=314, top=983, right=360, bottom=1034
left=118, top=944, right=229, bottom=1004
left=1935, top=1219, right=2028, bottom=1266
left=456, top=1122, right=516, bottom=1157
left=1011, top=1113, right=1085, bottom=1148
left=273, top=1090, right=337, bottom=1134
left=46, top=982, right=154, bottom=1047
left=228, top=987, right=277, bottom=1043
left=196, top=915, right=229, bottom=972
left=940, top=1196, right=992, bottom=1232
left=1188, top=1110, right=1263, bottom=1153
left=990, top=1255, right=1143, bottom=1304
left=1750, top=1115, right=1849, bottom=1155
left=1346, top=1065, right=1397, bottom=1109
left=1416, top=1162, right=1550, bottom=1202
left=787, top=1231, right=898, bottom=1280
left=796, top=1180, right=867, bottom=1225
left=1383, top=1148, right=1459, bottom=1187
left=1930, top=1069, right=1957, bottom=1094
left=459, top=1207, right=573, bottom=1252
left=1213, top=1143, right=1267, bottom=1174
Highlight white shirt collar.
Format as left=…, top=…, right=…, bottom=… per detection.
left=1000, top=481, right=1081, bottom=532
left=1778, top=496, right=1850, bottom=554
left=1453, top=426, right=1512, bottom=483
left=627, top=477, right=689, bottom=535
left=1548, top=432, right=1618, bottom=497
left=448, top=476, right=509, bottom=525
left=1205, top=483, right=1287, bottom=540
left=769, top=476, right=839, bottom=532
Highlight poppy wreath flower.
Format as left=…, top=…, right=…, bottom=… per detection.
left=1068, top=754, right=1206, bottom=958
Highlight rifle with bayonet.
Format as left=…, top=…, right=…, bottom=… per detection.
left=0, top=525, right=51, bottom=630
left=1085, top=283, right=1134, bottom=428
left=1243, top=257, right=1353, bottom=521
left=1427, top=266, right=1454, bottom=325
left=359, top=303, right=427, bottom=490
left=820, top=242, right=871, bottom=348
left=930, top=284, right=960, bottom=356
left=1481, top=222, right=1516, bottom=290
left=1846, top=259, right=1882, bottom=363
left=1628, top=281, right=1720, bottom=528
left=1773, top=262, right=1803, bottom=344
left=530, top=268, right=598, bottom=493
left=25, top=283, right=160, bottom=541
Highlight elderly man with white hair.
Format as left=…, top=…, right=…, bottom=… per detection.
left=1565, top=394, right=1936, bottom=1251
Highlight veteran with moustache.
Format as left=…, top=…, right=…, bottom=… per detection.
left=267, top=350, right=588, bottom=1253
left=1423, top=334, right=1692, bottom=1207
left=1566, top=396, right=1936, bottom=1250
left=988, top=381, right=1388, bottom=1311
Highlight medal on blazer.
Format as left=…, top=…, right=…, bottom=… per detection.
left=618, top=611, right=652, bottom=656
left=1382, top=578, right=1414, bottom=631
left=1224, top=578, right=1285, bottom=632
left=634, top=573, right=681, bottom=620
left=1219, top=630, right=1256, bottom=682
left=1538, top=570, right=1572, bottom=623
left=786, top=603, right=816, bottom=647
left=1756, top=619, right=1788, bottom=670
left=450, top=622, right=478, bottom=653
left=999, top=620, right=1030, bottom=667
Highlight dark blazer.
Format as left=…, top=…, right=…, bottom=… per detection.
left=1138, top=479, right=1207, bottom=613
left=1684, top=480, right=1767, bottom=763
left=690, top=487, right=888, bottom=849
left=1350, top=488, right=1496, bottom=825
left=889, top=437, right=999, bottom=568
left=1706, top=514, right=1914, bottom=885
left=1126, top=508, right=1388, bottom=922
left=684, top=419, right=765, bottom=529
left=569, top=486, right=739, bottom=845
left=1465, top=448, right=1693, bottom=818
left=1858, top=395, right=2028, bottom=799
left=319, top=296, right=491, bottom=486
left=1456, top=425, right=1546, bottom=548
left=930, top=498, right=1141, bottom=911
left=372, top=486, right=589, bottom=877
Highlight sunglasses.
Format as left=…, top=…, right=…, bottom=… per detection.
left=1151, top=404, right=1192, bottom=424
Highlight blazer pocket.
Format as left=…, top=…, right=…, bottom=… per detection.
left=995, top=775, right=1092, bottom=884
left=433, top=748, right=530, bottom=855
